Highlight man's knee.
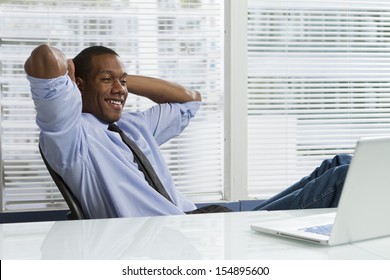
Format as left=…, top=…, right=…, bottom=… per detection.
left=333, top=154, right=352, bottom=166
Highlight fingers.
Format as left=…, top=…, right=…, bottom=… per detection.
left=67, top=59, right=76, bottom=82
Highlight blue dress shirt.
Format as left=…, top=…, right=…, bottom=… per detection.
left=28, top=74, right=200, bottom=218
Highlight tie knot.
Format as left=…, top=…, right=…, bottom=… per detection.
left=108, top=123, right=121, bottom=133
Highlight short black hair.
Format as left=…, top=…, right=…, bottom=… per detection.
left=73, top=46, right=119, bottom=79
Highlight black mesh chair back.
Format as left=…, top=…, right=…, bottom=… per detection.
left=39, top=145, right=86, bottom=220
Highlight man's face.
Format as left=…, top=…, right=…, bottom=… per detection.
left=79, top=54, right=128, bottom=123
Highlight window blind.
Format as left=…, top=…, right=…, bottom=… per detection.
left=247, top=0, right=390, bottom=198
left=0, top=0, right=224, bottom=212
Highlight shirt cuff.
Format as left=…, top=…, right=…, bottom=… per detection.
left=27, top=74, right=71, bottom=99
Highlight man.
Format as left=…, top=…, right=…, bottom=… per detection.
left=25, top=44, right=207, bottom=218
left=25, top=44, right=350, bottom=219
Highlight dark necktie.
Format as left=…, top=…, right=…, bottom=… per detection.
left=108, top=123, right=173, bottom=203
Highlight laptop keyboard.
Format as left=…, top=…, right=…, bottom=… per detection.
left=300, top=224, right=333, bottom=236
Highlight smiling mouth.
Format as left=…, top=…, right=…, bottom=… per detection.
left=107, top=99, right=124, bottom=110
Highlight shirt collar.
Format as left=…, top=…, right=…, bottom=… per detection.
left=82, top=113, right=113, bottom=130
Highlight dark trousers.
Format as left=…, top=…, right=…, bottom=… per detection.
left=252, top=154, right=352, bottom=211
left=186, top=204, right=233, bottom=214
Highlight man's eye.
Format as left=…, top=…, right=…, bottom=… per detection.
left=102, top=78, right=112, bottom=82
left=120, top=80, right=127, bottom=85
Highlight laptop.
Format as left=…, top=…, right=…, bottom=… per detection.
left=251, top=136, right=390, bottom=246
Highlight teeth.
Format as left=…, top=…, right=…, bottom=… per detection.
left=108, top=100, right=121, bottom=105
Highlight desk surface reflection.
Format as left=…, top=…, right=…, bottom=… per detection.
left=1, top=209, right=389, bottom=260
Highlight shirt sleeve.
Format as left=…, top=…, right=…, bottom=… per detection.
left=27, top=74, right=83, bottom=167
left=143, top=101, right=201, bottom=145
left=28, top=74, right=82, bottom=133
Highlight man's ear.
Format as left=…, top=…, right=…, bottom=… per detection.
left=76, top=77, right=84, bottom=93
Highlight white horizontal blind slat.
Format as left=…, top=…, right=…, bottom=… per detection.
left=247, top=0, right=390, bottom=199
left=0, top=0, right=224, bottom=212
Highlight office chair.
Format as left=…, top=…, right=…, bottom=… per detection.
left=39, top=145, right=86, bottom=220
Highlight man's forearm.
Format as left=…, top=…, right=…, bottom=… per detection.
left=126, top=75, right=202, bottom=103
left=24, top=44, right=67, bottom=79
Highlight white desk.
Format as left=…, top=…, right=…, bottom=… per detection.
left=1, top=209, right=389, bottom=260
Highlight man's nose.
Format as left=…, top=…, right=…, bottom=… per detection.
left=112, top=80, right=126, bottom=94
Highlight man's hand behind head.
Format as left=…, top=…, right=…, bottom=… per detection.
left=67, top=59, right=76, bottom=82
